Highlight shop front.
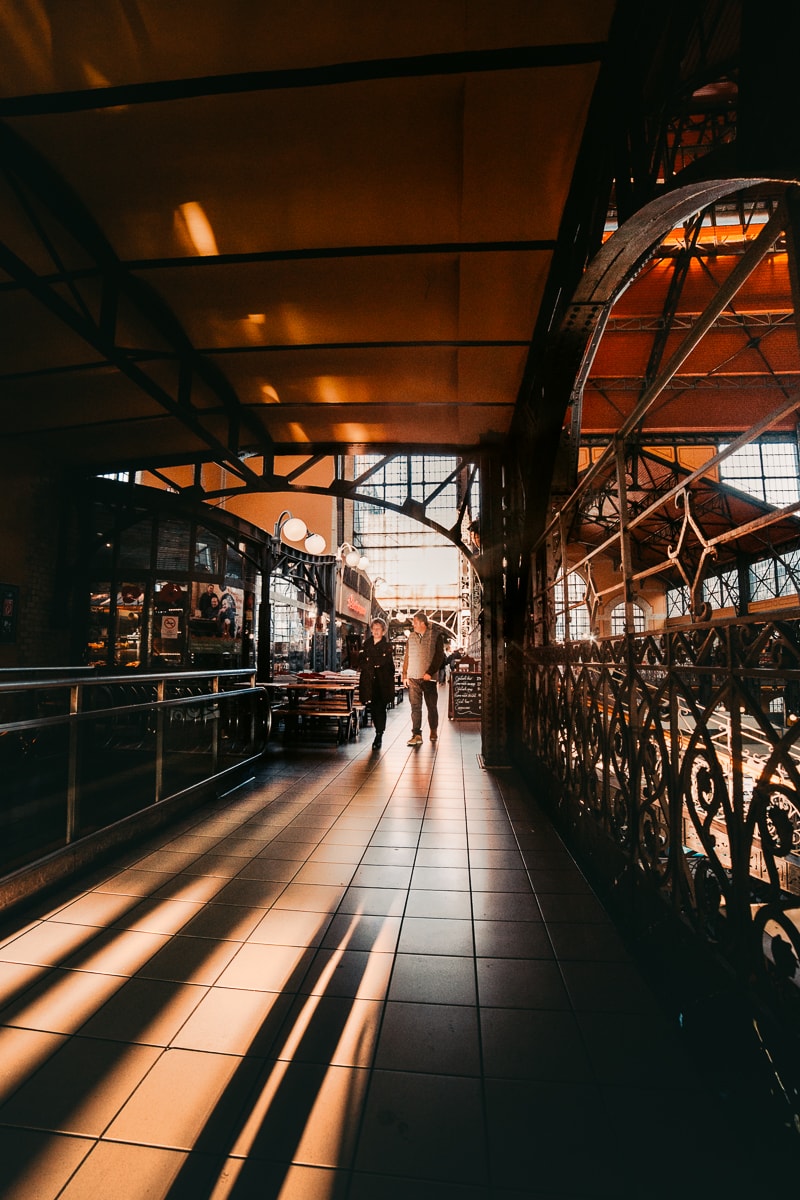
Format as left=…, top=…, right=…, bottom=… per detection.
left=84, top=481, right=262, bottom=673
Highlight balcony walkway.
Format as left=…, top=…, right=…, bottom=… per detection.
left=0, top=693, right=795, bottom=1198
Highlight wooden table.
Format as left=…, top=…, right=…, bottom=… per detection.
left=263, top=677, right=361, bottom=742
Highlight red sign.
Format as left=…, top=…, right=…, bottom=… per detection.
left=346, top=593, right=367, bottom=617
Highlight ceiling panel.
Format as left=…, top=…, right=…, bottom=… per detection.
left=0, top=1, right=615, bottom=471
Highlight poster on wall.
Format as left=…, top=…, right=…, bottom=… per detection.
left=0, top=584, right=18, bottom=643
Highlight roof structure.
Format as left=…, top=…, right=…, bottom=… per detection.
left=0, top=1, right=615, bottom=477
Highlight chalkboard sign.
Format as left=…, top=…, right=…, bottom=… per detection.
left=449, top=670, right=481, bottom=719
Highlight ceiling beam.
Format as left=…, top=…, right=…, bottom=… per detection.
left=0, top=43, right=607, bottom=118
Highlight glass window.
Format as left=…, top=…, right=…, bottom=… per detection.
left=667, top=584, right=690, bottom=618
left=554, top=572, right=591, bottom=641
left=118, top=513, right=152, bottom=569
left=156, top=519, right=190, bottom=573
left=704, top=568, right=739, bottom=610
left=610, top=602, right=645, bottom=635
left=719, top=440, right=799, bottom=506
left=750, top=548, right=800, bottom=603
left=194, top=526, right=224, bottom=576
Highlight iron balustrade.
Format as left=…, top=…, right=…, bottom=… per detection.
left=521, top=615, right=800, bottom=1052
left=0, top=668, right=270, bottom=888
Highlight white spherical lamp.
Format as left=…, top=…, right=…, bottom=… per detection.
left=304, top=532, right=327, bottom=555
left=281, top=516, right=307, bottom=542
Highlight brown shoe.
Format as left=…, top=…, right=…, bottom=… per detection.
left=430, top=731, right=438, bottom=741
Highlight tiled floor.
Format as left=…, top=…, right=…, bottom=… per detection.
left=0, top=701, right=794, bottom=1197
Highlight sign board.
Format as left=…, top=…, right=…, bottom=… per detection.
left=449, top=670, right=481, bottom=720
left=161, top=614, right=180, bottom=639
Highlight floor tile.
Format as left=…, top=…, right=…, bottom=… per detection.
left=0, top=1026, right=68, bottom=1103
left=62, top=927, right=173, bottom=977
left=183, top=853, right=249, bottom=878
left=321, top=911, right=402, bottom=954
left=1, top=965, right=125, bottom=1034
left=299, top=946, right=395, bottom=1001
left=474, top=919, right=553, bottom=959
left=355, top=1070, right=487, bottom=1185
left=375, top=1000, right=481, bottom=1075
left=135, top=934, right=240, bottom=985
left=470, top=892, right=542, bottom=922
left=546, top=921, right=633, bottom=962
left=291, top=861, right=358, bottom=887
left=110, top=896, right=205, bottom=935
left=56, top=1141, right=193, bottom=1200
left=337, top=887, right=407, bottom=916
left=248, top=908, right=333, bottom=947
left=0, top=960, right=44, bottom=1007
left=231, top=1059, right=370, bottom=1168
left=272, top=883, right=349, bottom=912
left=105, top=1047, right=262, bottom=1152
left=536, top=892, right=612, bottom=923
left=349, top=864, right=414, bottom=889
left=388, top=953, right=476, bottom=1006
left=397, top=916, right=474, bottom=956
left=0, top=1126, right=93, bottom=1200
left=179, top=901, right=267, bottom=942
left=97, top=868, right=178, bottom=896
left=0, top=1035, right=162, bottom=1136
left=214, top=941, right=315, bottom=993
left=77, top=976, right=208, bottom=1045
left=0, top=920, right=97, bottom=967
left=560, top=961, right=660, bottom=1013
left=360, top=845, right=417, bottom=867
left=483, top=1077, right=609, bottom=1194
left=171, top=984, right=293, bottom=1056
left=476, top=958, right=570, bottom=1009
left=405, top=890, right=472, bottom=919
left=410, top=865, right=470, bottom=891
left=273, top=993, right=384, bottom=1067
left=50, top=890, right=142, bottom=927
left=211, top=877, right=288, bottom=908
left=481, top=1006, right=593, bottom=1082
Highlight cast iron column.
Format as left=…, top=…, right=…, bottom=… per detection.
left=479, top=450, right=507, bottom=765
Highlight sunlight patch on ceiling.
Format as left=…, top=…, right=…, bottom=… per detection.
left=177, top=202, right=219, bottom=256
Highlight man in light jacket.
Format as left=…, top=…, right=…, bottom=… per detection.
left=402, top=611, right=445, bottom=745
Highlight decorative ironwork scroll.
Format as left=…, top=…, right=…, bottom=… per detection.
left=522, top=616, right=800, bottom=1031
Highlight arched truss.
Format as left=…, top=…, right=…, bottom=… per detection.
left=534, top=176, right=800, bottom=633
left=149, top=451, right=484, bottom=566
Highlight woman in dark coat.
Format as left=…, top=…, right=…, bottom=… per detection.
left=359, top=617, right=396, bottom=750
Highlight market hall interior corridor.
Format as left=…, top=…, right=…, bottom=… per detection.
left=0, top=705, right=794, bottom=1198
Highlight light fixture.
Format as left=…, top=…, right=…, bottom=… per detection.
left=275, top=510, right=327, bottom=554
left=337, top=541, right=369, bottom=571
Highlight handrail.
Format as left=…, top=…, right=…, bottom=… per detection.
left=0, top=684, right=267, bottom=735
left=0, top=665, right=257, bottom=695
left=0, top=667, right=271, bottom=909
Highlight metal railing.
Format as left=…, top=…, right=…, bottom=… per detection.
left=519, top=617, right=800, bottom=1085
left=0, top=668, right=270, bottom=890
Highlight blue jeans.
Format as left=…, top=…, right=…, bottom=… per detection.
left=407, top=678, right=439, bottom=734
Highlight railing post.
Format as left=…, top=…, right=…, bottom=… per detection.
left=154, top=678, right=165, bottom=803
left=211, top=674, right=220, bottom=775
left=65, top=683, right=80, bottom=843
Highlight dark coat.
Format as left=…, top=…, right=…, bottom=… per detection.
left=358, top=635, right=395, bottom=704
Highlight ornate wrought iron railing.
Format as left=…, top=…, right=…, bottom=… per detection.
left=521, top=615, right=800, bottom=1044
